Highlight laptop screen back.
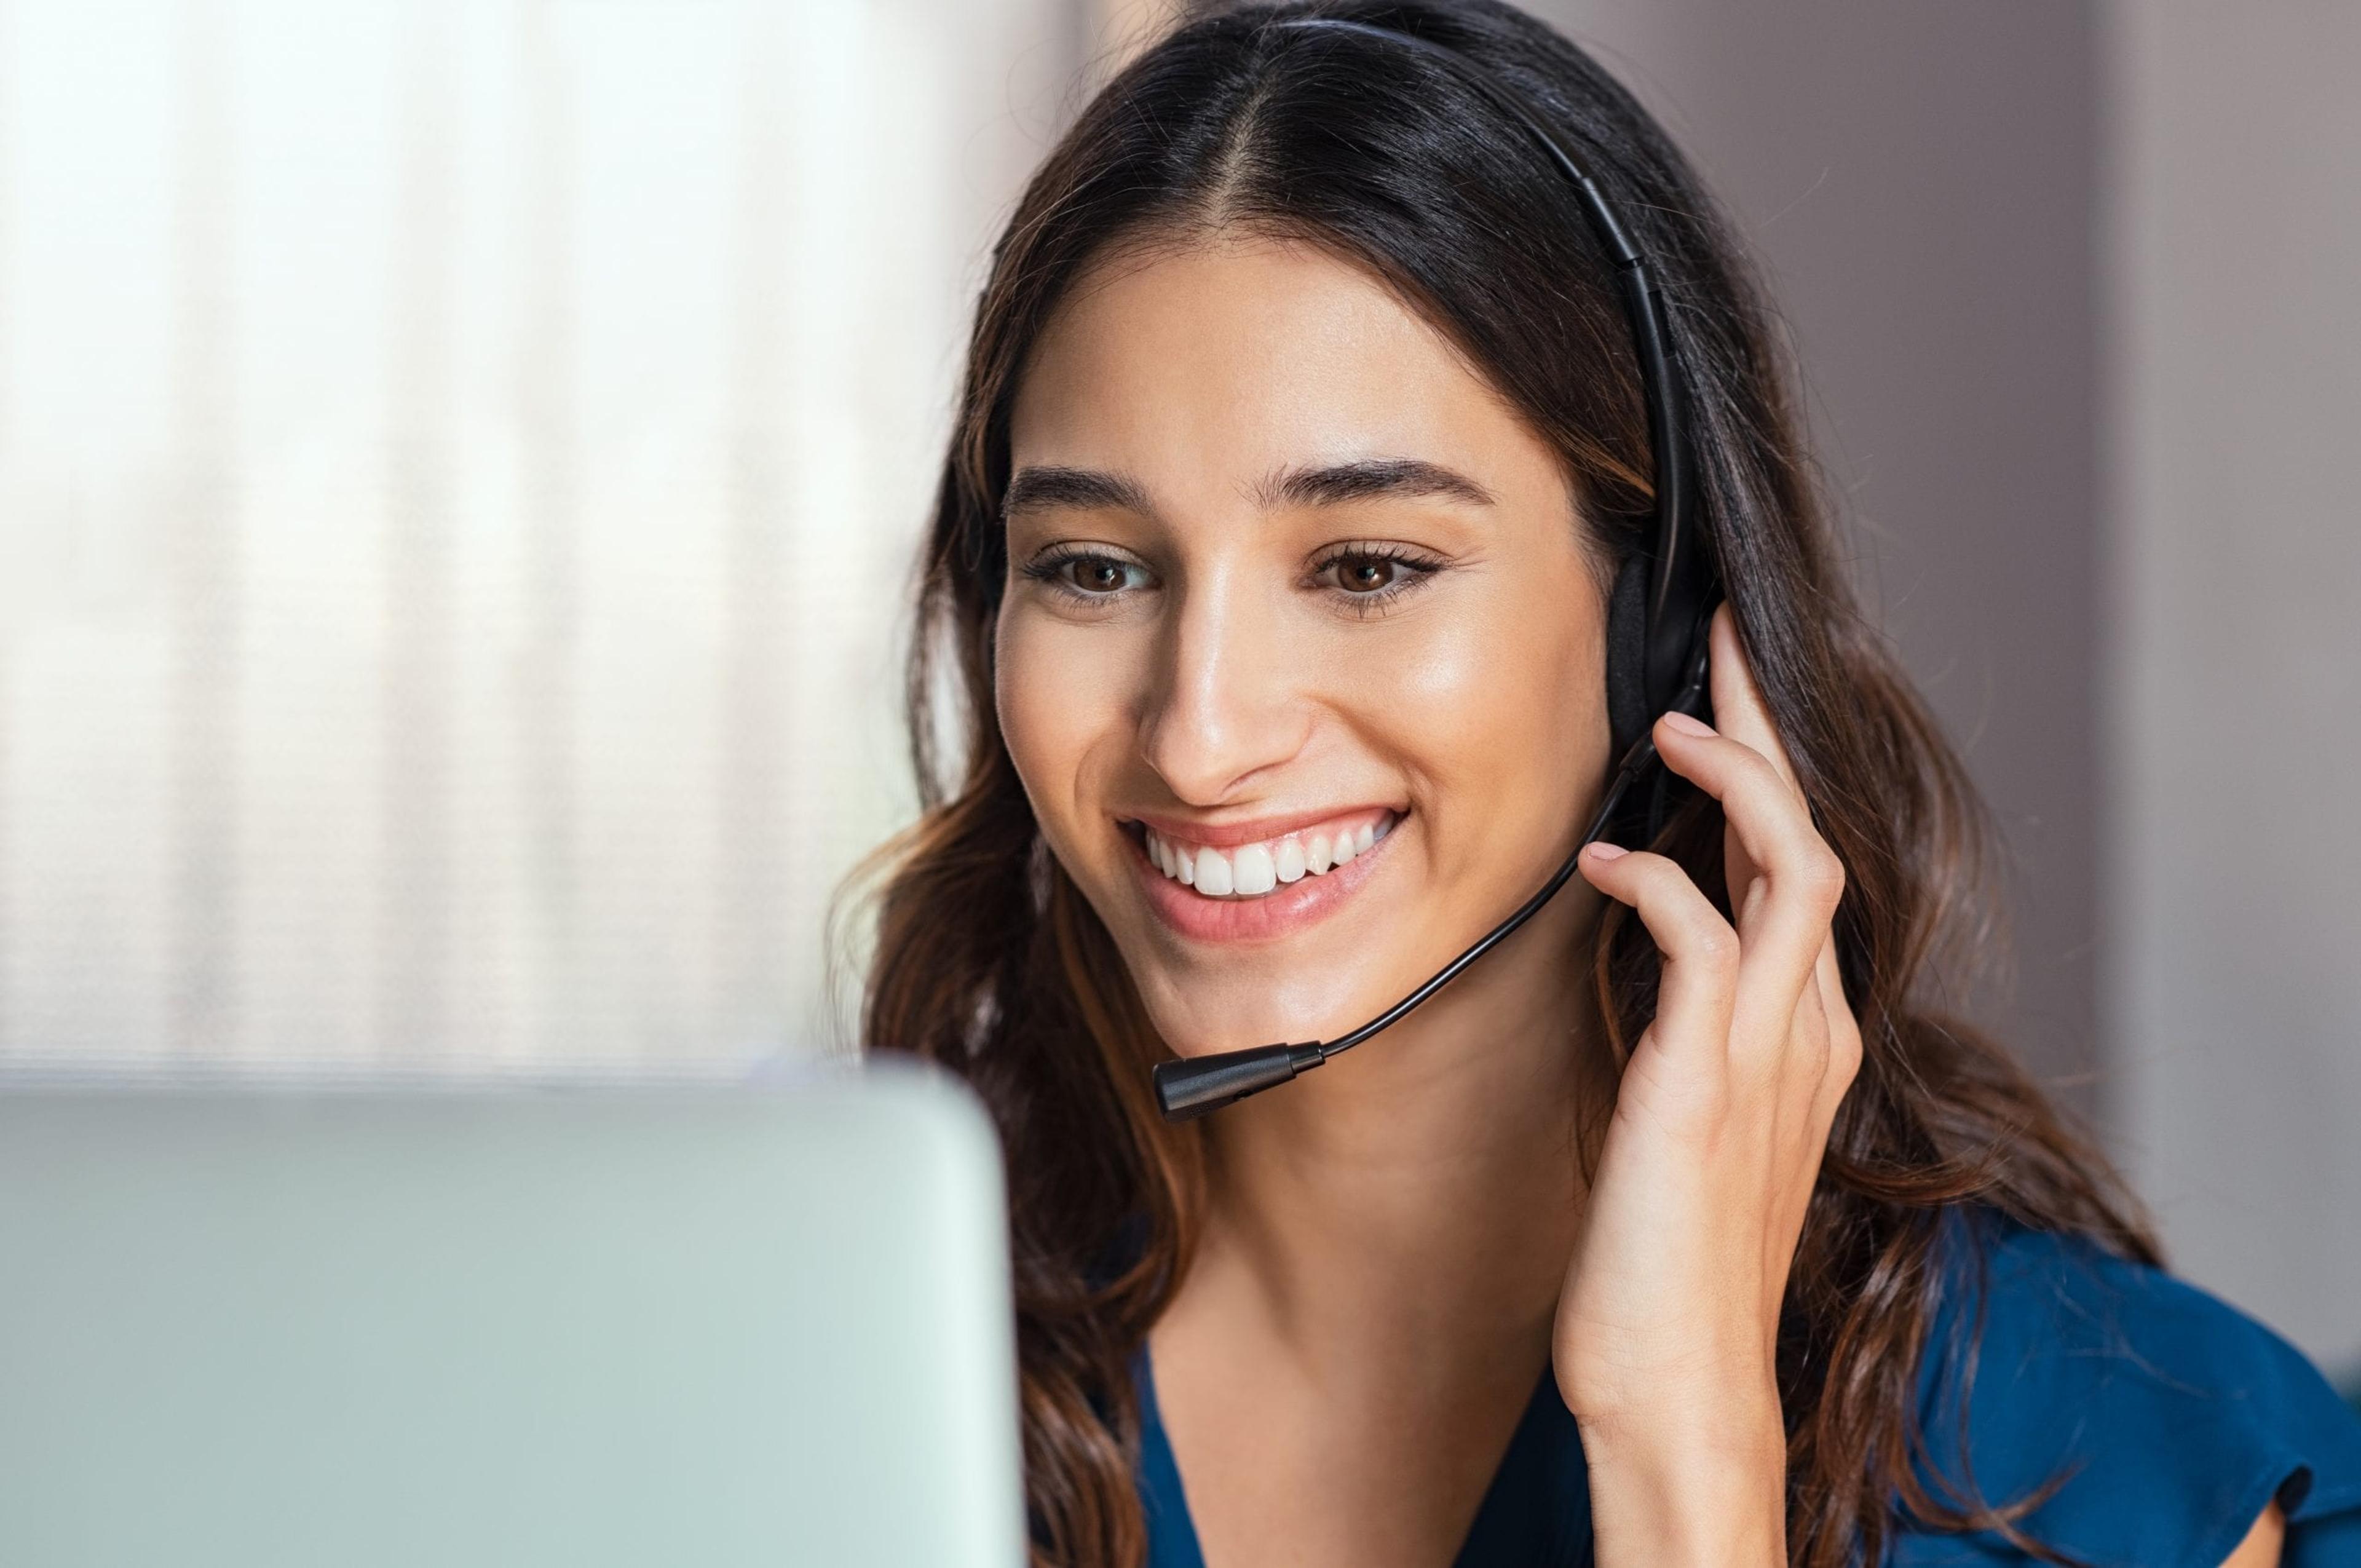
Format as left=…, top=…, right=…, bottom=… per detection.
left=0, top=1065, right=1023, bottom=1568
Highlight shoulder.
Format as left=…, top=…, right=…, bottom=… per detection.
left=1886, top=1205, right=2361, bottom=1567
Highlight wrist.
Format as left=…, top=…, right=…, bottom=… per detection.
left=1576, top=1398, right=1787, bottom=1568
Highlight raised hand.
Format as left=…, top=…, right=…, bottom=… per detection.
left=1556, top=603, right=1863, bottom=1567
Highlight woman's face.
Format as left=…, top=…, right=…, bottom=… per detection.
left=997, top=232, right=1613, bottom=1058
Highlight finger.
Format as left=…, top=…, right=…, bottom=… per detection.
left=1769, top=932, right=1833, bottom=1095
left=1762, top=936, right=1849, bottom=1262
left=1704, top=603, right=1803, bottom=796
left=1762, top=943, right=1832, bottom=1262
left=1806, top=932, right=1864, bottom=1133
left=1701, top=606, right=1798, bottom=919
left=1578, top=843, right=1739, bottom=1063
left=1651, top=710, right=1846, bottom=990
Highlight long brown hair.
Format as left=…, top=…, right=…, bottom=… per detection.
left=856, top=2, right=2157, bottom=1562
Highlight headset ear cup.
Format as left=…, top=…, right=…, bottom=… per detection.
left=1605, top=553, right=1651, bottom=759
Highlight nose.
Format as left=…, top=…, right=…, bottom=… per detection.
left=1136, top=566, right=1310, bottom=804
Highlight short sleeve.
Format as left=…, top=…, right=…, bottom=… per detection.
left=1888, top=1208, right=2361, bottom=1567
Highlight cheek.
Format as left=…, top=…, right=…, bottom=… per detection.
left=1366, top=586, right=1604, bottom=848
left=994, top=610, right=1129, bottom=839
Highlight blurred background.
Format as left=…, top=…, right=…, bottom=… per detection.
left=0, top=0, right=2351, bottom=1382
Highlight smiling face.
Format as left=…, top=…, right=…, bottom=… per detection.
left=995, top=231, right=1616, bottom=1059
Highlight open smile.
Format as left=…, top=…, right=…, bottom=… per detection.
left=1120, top=807, right=1403, bottom=943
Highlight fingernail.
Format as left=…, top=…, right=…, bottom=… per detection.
left=1659, top=710, right=1715, bottom=737
left=1584, top=842, right=1628, bottom=861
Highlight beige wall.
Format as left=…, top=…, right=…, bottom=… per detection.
left=2103, top=2, right=2361, bottom=1374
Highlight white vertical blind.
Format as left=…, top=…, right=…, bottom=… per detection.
left=0, top=0, right=1070, bottom=1069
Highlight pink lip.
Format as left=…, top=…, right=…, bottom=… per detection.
left=1126, top=814, right=1402, bottom=944
left=1126, top=803, right=1398, bottom=850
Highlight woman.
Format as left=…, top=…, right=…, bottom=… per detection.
left=860, top=2, right=2361, bottom=1563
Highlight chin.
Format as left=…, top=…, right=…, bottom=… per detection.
left=1127, top=958, right=1392, bottom=1059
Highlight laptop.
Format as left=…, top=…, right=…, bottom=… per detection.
left=0, top=1059, right=1024, bottom=1568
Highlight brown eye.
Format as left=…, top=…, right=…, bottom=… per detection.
left=1053, top=555, right=1146, bottom=595
left=1335, top=555, right=1399, bottom=593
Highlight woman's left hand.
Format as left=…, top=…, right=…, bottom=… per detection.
left=1557, top=603, right=1864, bottom=1567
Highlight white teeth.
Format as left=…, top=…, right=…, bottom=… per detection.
left=1141, top=812, right=1396, bottom=901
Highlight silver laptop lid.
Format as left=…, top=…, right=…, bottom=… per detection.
left=0, top=1061, right=1023, bottom=1568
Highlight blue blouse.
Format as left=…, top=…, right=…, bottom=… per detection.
left=1132, top=1209, right=2361, bottom=1567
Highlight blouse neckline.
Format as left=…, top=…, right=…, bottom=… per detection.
left=1132, top=1339, right=1596, bottom=1567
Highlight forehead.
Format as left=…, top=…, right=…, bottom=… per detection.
left=1007, top=232, right=1567, bottom=512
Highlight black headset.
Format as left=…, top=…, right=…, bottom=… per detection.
left=1151, top=16, right=1723, bottom=1122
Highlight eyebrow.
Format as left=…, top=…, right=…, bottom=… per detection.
left=1001, top=465, right=1156, bottom=519
left=1000, top=456, right=1496, bottom=521
left=1257, top=456, right=1497, bottom=511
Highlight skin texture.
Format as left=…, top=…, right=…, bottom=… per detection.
left=995, top=232, right=2280, bottom=1567
left=2226, top=1502, right=2288, bottom=1567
